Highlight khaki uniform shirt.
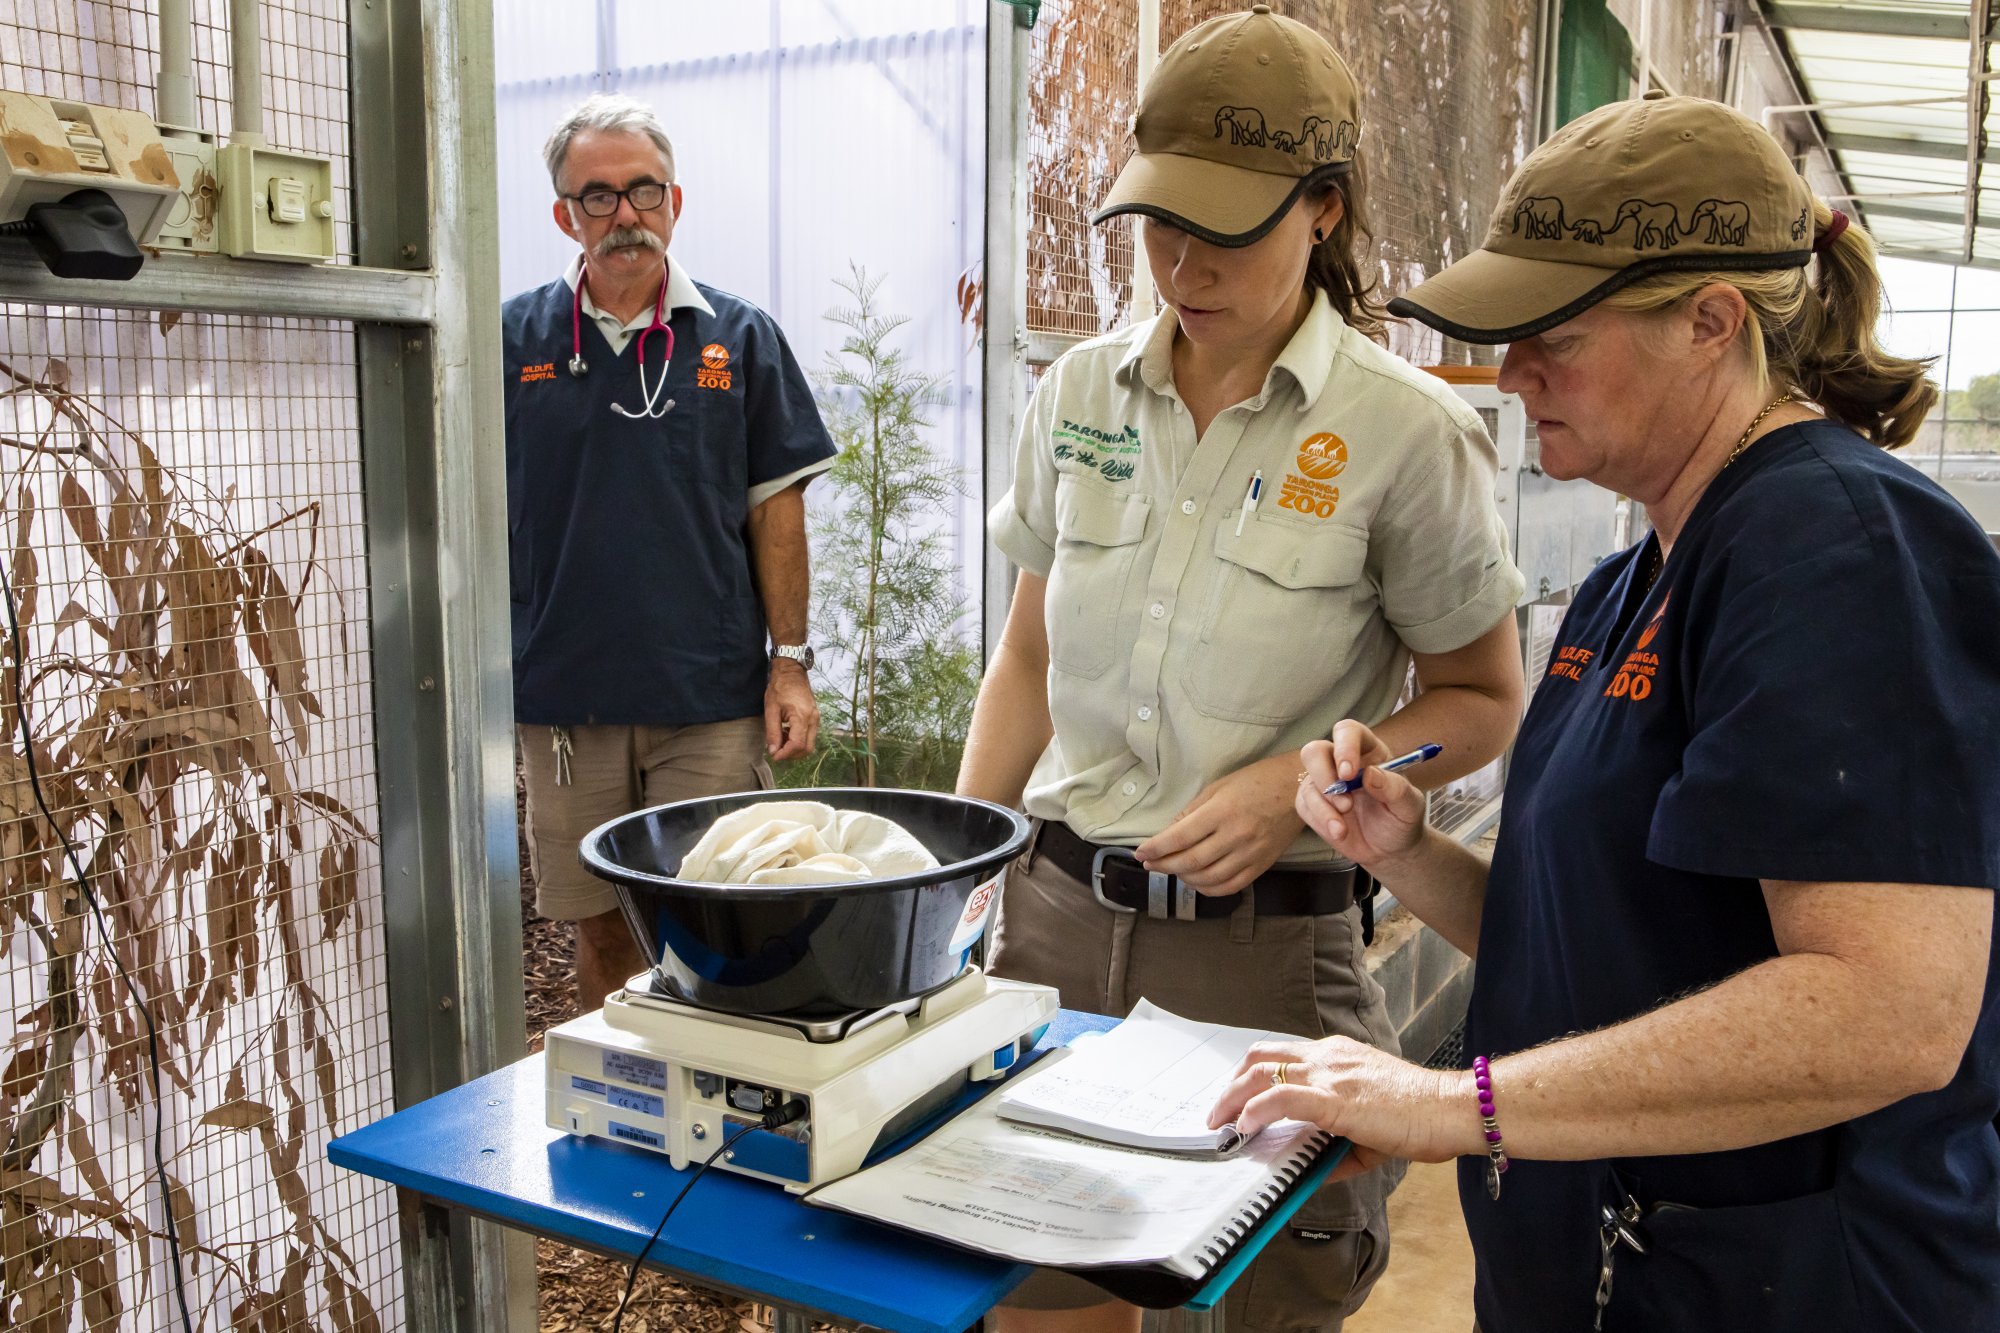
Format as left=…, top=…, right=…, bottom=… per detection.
left=990, top=292, right=1525, bottom=858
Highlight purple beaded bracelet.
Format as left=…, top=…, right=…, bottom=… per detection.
left=1473, top=1055, right=1510, bottom=1200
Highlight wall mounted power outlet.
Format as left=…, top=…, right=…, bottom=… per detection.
left=154, top=125, right=219, bottom=254
left=217, top=143, right=335, bottom=264
left=0, top=91, right=179, bottom=241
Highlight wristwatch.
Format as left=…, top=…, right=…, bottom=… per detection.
left=772, top=643, right=815, bottom=671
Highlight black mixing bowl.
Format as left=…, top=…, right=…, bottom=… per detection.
left=578, top=787, right=1031, bottom=1016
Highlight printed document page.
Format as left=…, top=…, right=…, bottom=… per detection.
left=994, top=999, right=1300, bottom=1153
left=810, top=1063, right=1324, bottom=1275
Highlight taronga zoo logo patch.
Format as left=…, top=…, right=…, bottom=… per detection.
left=697, top=343, right=733, bottom=390
left=1213, top=107, right=1357, bottom=162
left=1511, top=196, right=1754, bottom=252
left=1052, top=419, right=1142, bottom=483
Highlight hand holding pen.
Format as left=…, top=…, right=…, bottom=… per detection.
left=1323, top=743, right=1443, bottom=796
left=1295, top=724, right=1434, bottom=870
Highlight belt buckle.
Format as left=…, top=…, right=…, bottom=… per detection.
left=1090, top=846, right=1195, bottom=921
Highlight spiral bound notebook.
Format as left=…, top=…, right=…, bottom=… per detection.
left=806, top=1028, right=1331, bottom=1280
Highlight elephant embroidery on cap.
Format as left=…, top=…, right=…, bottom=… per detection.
left=1790, top=207, right=1810, bottom=243
left=1511, top=195, right=1567, bottom=241
left=1223, top=112, right=1359, bottom=163
left=1298, top=115, right=1339, bottom=161
left=1568, top=217, right=1605, bottom=244
left=1686, top=198, right=1751, bottom=246
left=1214, top=105, right=1268, bottom=146
left=1606, top=199, right=1684, bottom=251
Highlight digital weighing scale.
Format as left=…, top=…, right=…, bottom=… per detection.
left=545, top=969, right=1058, bottom=1192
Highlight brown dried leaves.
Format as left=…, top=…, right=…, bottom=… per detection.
left=0, top=358, right=379, bottom=1330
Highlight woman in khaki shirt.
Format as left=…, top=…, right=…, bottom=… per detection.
left=958, top=9, right=1525, bottom=1332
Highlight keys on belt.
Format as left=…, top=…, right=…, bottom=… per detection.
left=1594, top=1191, right=1650, bottom=1330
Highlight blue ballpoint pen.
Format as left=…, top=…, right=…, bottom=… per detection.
left=1323, top=743, right=1444, bottom=796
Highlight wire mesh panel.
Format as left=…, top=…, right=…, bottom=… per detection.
left=1025, top=0, right=1139, bottom=341
left=2, top=0, right=356, bottom=262
left=0, top=307, right=400, bottom=1330
left=1609, top=0, right=1731, bottom=98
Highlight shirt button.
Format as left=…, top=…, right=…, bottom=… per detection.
left=1180, top=499, right=1196, bottom=515
left=1149, top=602, right=1164, bottom=619
left=1122, top=782, right=1138, bottom=796
left=1137, top=706, right=1153, bottom=721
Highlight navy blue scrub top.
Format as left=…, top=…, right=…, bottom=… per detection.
left=1464, top=421, right=2000, bottom=1333
left=502, top=276, right=835, bottom=727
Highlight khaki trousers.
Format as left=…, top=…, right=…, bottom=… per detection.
left=518, top=719, right=771, bottom=920
left=988, top=823, right=1403, bottom=1332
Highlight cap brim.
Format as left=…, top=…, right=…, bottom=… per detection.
left=1390, top=246, right=1817, bottom=344
left=1388, top=250, right=1627, bottom=344
left=1091, top=152, right=1317, bottom=248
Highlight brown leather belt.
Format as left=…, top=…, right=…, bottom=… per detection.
left=1035, top=820, right=1359, bottom=921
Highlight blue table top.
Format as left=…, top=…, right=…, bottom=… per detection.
left=329, top=1009, right=1117, bottom=1333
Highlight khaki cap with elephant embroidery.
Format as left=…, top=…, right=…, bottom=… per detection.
left=1091, top=4, right=1362, bottom=247
left=1391, top=93, right=1819, bottom=344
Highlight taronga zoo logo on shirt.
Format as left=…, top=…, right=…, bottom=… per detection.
left=1212, top=107, right=1358, bottom=163
left=518, top=361, right=557, bottom=384
left=1510, top=196, right=1753, bottom=252
left=1605, top=594, right=1669, bottom=702
left=697, top=343, right=733, bottom=391
left=1051, top=419, right=1141, bottom=482
left=1276, top=432, right=1347, bottom=518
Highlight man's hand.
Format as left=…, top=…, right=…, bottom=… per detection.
left=764, top=662, right=820, bottom=760
left=1132, top=754, right=1304, bottom=895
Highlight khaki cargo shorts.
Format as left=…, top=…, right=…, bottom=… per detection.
left=518, top=718, right=771, bottom=921
left=987, top=822, right=1405, bottom=1332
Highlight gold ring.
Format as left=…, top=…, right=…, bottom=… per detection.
left=1295, top=771, right=1308, bottom=783
left=1270, top=1062, right=1289, bottom=1087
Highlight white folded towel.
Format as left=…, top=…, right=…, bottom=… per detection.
left=677, top=800, right=941, bottom=885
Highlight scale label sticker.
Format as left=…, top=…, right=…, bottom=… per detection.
left=948, top=875, right=1002, bottom=955
left=607, top=1086, right=665, bottom=1118
left=603, top=1051, right=668, bottom=1091
left=608, top=1121, right=665, bottom=1150
left=569, top=1076, right=607, bottom=1096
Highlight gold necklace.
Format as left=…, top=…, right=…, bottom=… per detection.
left=1644, top=391, right=1799, bottom=591
left=1724, top=391, right=1800, bottom=467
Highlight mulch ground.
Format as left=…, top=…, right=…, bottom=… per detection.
left=518, top=782, right=783, bottom=1333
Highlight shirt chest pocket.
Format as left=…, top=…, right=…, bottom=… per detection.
left=1188, top=519, right=1373, bottom=725
left=1045, top=475, right=1152, bottom=680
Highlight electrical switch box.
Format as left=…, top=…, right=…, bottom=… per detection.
left=154, top=126, right=220, bottom=254
left=0, top=92, right=179, bottom=241
left=217, top=143, right=335, bottom=263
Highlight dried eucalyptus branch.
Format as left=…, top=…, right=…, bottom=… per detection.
left=0, top=357, right=382, bottom=1332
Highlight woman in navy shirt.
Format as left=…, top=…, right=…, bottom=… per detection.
left=1210, top=96, right=2000, bottom=1332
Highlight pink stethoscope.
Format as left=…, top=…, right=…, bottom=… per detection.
left=568, top=262, right=676, bottom=418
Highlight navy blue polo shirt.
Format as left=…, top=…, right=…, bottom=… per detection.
left=1465, top=421, right=2000, bottom=1332
left=501, top=270, right=835, bottom=726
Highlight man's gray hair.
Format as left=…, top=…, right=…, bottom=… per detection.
left=543, top=94, right=677, bottom=192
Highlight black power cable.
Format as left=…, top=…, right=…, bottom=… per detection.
left=612, top=1099, right=809, bottom=1333
left=0, top=564, right=196, bottom=1333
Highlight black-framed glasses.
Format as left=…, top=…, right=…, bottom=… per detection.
left=566, top=181, right=669, bottom=218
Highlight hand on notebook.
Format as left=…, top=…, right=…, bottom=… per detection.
left=1206, top=1034, right=1467, bottom=1181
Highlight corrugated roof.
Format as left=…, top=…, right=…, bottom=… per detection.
left=1759, top=1, right=1997, bottom=266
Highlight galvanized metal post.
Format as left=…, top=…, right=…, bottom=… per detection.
left=981, top=1, right=1030, bottom=658
left=351, top=0, right=533, bottom=1329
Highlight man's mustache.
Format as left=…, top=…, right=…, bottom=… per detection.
left=595, top=226, right=664, bottom=257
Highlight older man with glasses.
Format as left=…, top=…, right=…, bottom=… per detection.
left=501, top=94, right=836, bottom=1010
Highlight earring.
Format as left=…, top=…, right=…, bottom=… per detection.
left=1313, top=229, right=1325, bottom=242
